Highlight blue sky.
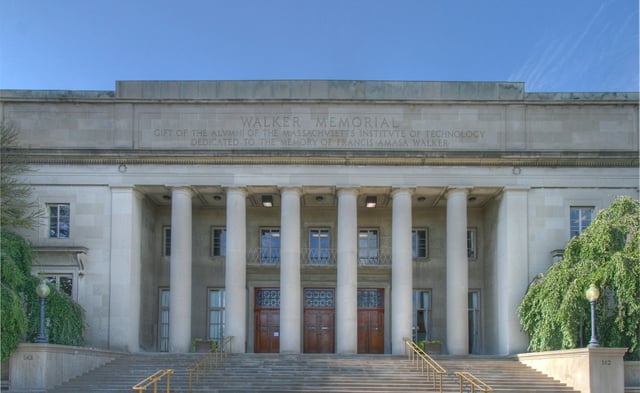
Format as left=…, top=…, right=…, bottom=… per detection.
left=1, top=0, right=638, bottom=92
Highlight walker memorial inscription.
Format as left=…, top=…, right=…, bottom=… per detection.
left=140, top=112, right=497, bottom=150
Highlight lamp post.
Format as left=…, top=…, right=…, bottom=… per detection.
left=35, top=279, right=51, bottom=343
left=585, top=283, right=600, bottom=348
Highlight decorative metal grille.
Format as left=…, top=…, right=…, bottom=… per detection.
left=304, top=289, right=334, bottom=308
left=358, top=289, right=383, bottom=308
left=256, top=289, right=280, bottom=308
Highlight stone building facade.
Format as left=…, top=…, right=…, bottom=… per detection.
left=1, top=80, right=637, bottom=356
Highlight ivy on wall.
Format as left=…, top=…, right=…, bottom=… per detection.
left=518, top=196, right=640, bottom=360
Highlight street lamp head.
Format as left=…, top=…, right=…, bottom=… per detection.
left=586, top=283, right=600, bottom=302
left=36, top=280, right=50, bottom=298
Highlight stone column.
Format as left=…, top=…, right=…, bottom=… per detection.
left=280, top=187, right=302, bottom=353
left=108, top=187, right=142, bottom=351
left=225, top=188, right=247, bottom=353
left=496, top=187, right=530, bottom=354
left=446, top=187, right=469, bottom=355
left=391, top=188, right=413, bottom=355
left=169, top=187, right=193, bottom=353
left=336, top=188, right=358, bottom=354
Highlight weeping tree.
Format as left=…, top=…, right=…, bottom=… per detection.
left=1, top=122, right=85, bottom=361
left=519, top=196, right=640, bottom=360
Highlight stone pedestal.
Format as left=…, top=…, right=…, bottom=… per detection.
left=518, top=347, right=628, bottom=393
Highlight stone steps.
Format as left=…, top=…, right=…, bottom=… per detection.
left=32, top=353, right=578, bottom=393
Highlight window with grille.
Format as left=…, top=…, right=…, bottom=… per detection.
left=208, top=289, right=225, bottom=344
left=260, top=228, right=281, bottom=264
left=159, top=289, right=170, bottom=352
left=309, top=228, right=330, bottom=264
left=413, top=290, right=432, bottom=342
left=358, top=229, right=379, bottom=264
left=211, top=228, right=226, bottom=257
left=570, top=206, right=594, bottom=238
left=412, top=229, right=428, bottom=258
left=49, top=204, right=70, bottom=238
left=467, top=228, right=477, bottom=260
left=163, top=226, right=171, bottom=256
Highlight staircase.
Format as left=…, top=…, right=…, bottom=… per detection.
left=26, top=353, right=577, bottom=393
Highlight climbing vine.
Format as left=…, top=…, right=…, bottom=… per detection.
left=518, top=196, right=640, bottom=360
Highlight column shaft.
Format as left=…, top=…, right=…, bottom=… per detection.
left=336, top=188, right=358, bottom=354
left=280, top=187, right=301, bottom=353
left=169, top=187, right=193, bottom=353
left=391, top=189, right=413, bottom=355
left=446, top=188, right=469, bottom=355
left=225, top=188, right=247, bottom=353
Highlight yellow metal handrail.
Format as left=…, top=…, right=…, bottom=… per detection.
left=132, top=369, right=173, bottom=393
left=403, top=338, right=447, bottom=393
left=455, top=371, right=493, bottom=393
left=187, top=336, right=234, bottom=392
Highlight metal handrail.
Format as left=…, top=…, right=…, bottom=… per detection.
left=132, top=369, right=173, bottom=393
left=455, top=371, right=493, bottom=393
left=403, top=338, right=447, bottom=393
left=187, top=336, right=234, bottom=392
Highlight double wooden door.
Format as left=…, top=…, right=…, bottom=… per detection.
left=254, top=288, right=280, bottom=353
left=303, top=288, right=335, bottom=353
left=357, top=288, right=384, bottom=354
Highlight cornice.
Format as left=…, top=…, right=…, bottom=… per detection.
left=3, top=149, right=638, bottom=168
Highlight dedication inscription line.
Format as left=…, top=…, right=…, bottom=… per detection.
left=145, top=114, right=487, bottom=150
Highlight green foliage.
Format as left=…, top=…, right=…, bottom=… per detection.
left=23, top=276, right=86, bottom=347
left=519, top=196, right=640, bottom=360
left=1, top=121, right=44, bottom=229
left=1, top=230, right=86, bottom=361
left=0, top=230, right=34, bottom=361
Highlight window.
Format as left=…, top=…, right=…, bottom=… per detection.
left=49, top=204, right=70, bottom=238
left=42, top=274, right=74, bottom=298
left=260, top=228, right=280, bottom=264
left=570, top=206, right=594, bottom=238
left=467, top=228, right=477, bottom=259
left=163, top=226, right=171, bottom=256
left=159, top=289, right=170, bottom=352
left=208, top=289, right=225, bottom=344
left=309, top=228, right=330, bottom=264
left=413, top=290, right=431, bottom=342
left=412, top=229, right=428, bottom=258
left=358, top=229, right=379, bottom=264
left=211, top=228, right=226, bottom=257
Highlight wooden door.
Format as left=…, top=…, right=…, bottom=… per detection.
left=304, top=309, right=335, bottom=353
left=357, top=289, right=384, bottom=354
left=254, top=288, right=280, bottom=353
left=303, top=288, right=335, bottom=353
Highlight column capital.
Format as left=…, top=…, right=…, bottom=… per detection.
left=446, top=186, right=472, bottom=198
left=223, top=186, right=248, bottom=196
left=391, top=187, right=414, bottom=197
left=279, top=186, right=302, bottom=195
left=336, top=187, right=359, bottom=197
left=167, top=185, right=194, bottom=196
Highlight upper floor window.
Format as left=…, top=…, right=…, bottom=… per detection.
left=467, top=228, right=477, bottom=260
left=163, top=226, right=171, bottom=257
left=358, top=228, right=379, bottom=265
left=260, top=228, right=280, bottom=264
left=211, top=228, right=226, bottom=257
left=309, top=228, right=330, bottom=264
left=412, top=229, right=428, bottom=258
left=570, top=206, right=594, bottom=238
left=49, top=204, right=70, bottom=238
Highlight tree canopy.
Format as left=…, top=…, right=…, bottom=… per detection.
left=519, top=196, right=640, bottom=360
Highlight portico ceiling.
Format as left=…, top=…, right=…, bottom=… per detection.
left=136, top=185, right=502, bottom=208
